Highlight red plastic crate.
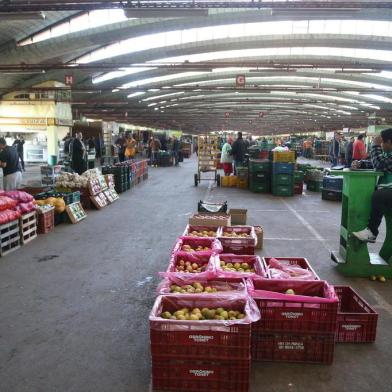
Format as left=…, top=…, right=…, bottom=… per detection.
left=251, top=332, right=335, bottom=364
left=173, top=237, right=223, bottom=256
left=218, top=226, right=256, bottom=247
left=294, top=182, right=304, bottom=195
left=334, top=286, right=378, bottom=343
left=150, top=296, right=253, bottom=361
left=37, top=208, right=54, bottom=234
left=152, top=358, right=250, bottom=392
left=263, top=257, right=320, bottom=280
left=165, top=253, right=214, bottom=279
left=248, top=279, right=338, bottom=334
left=182, top=225, right=220, bottom=238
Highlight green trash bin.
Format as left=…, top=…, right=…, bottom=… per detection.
left=48, top=155, right=58, bottom=165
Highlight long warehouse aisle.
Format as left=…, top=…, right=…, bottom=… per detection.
left=0, top=156, right=391, bottom=392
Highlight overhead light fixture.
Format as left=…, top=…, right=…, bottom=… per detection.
left=0, top=12, right=46, bottom=20
left=335, top=69, right=381, bottom=74
left=125, top=9, right=208, bottom=18
left=272, top=9, right=360, bottom=18
left=249, top=69, right=297, bottom=73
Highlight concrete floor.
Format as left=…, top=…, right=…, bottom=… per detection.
left=0, top=155, right=391, bottom=392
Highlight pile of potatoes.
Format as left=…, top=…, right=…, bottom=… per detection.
left=161, top=307, right=245, bottom=320
left=181, top=244, right=210, bottom=252
left=175, top=259, right=207, bottom=273
left=220, top=260, right=255, bottom=273
left=222, top=231, right=250, bottom=238
left=188, top=230, right=217, bottom=237
left=170, top=282, right=218, bottom=294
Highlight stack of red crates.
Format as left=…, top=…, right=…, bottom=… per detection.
left=150, top=226, right=257, bottom=392
left=250, top=257, right=339, bottom=365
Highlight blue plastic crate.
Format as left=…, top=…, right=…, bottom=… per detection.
left=323, top=175, right=343, bottom=191
left=272, top=162, right=295, bottom=174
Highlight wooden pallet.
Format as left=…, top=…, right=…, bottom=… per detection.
left=0, top=219, right=21, bottom=256
left=20, top=211, right=38, bottom=245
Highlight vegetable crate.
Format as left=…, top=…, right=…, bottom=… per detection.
left=19, top=211, right=37, bottom=245
left=248, top=279, right=338, bottom=334
left=152, top=358, right=250, bottom=392
left=334, top=286, right=378, bottom=343
left=150, top=296, right=252, bottom=361
left=37, top=208, right=55, bottom=234
left=0, top=219, right=21, bottom=256
left=263, top=257, right=320, bottom=280
left=272, top=151, right=296, bottom=163
left=218, top=226, right=256, bottom=255
left=251, top=331, right=335, bottom=364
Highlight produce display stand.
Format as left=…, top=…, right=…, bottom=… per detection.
left=194, top=135, right=220, bottom=187
left=0, top=219, right=20, bottom=257
left=330, top=169, right=392, bottom=278
left=19, top=211, right=37, bottom=245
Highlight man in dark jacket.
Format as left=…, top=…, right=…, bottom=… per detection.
left=71, top=132, right=87, bottom=174
left=231, top=132, right=247, bottom=174
left=329, top=132, right=341, bottom=167
left=345, top=136, right=355, bottom=168
left=12, top=135, right=25, bottom=171
left=172, top=136, right=180, bottom=166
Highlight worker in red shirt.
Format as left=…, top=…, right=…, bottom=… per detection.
left=352, top=134, right=368, bottom=160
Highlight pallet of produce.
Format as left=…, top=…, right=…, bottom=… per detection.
left=36, top=206, right=55, bottom=234
left=248, top=279, right=338, bottom=335
left=182, top=225, right=220, bottom=238
left=0, top=218, right=21, bottom=256
left=263, top=257, right=320, bottom=280
left=19, top=211, right=37, bottom=245
left=334, top=286, right=378, bottom=343
left=89, top=192, right=108, bottom=209
left=65, top=202, right=87, bottom=224
left=215, top=254, right=267, bottom=278
left=150, top=295, right=260, bottom=361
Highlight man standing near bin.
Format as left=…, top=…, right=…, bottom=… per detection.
left=71, top=132, right=87, bottom=175
left=0, top=137, right=22, bottom=190
left=12, top=135, right=25, bottom=171
left=231, top=132, right=247, bottom=174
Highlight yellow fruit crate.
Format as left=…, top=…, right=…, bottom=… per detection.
left=221, top=176, right=231, bottom=187
left=273, top=151, right=296, bottom=163
left=229, top=176, right=238, bottom=187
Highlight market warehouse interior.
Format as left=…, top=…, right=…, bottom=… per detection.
left=1, top=1, right=392, bottom=391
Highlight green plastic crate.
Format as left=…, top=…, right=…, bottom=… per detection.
left=249, top=182, right=271, bottom=193
left=272, top=184, right=294, bottom=196
left=272, top=174, right=294, bottom=186
left=249, top=159, right=271, bottom=173
left=307, top=180, right=323, bottom=192
left=294, top=171, right=305, bottom=183
left=251, top=172, right=270, bottom=182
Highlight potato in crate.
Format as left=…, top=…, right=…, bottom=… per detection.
left=247, top=279, right=338, bottom=334
left=263, top=257, right=320, bottom=280
left=334, top=286, right=378, bottom=343
left=215, top=254, right=267, bottom=279
left=149, top=295, right=260, bottom=361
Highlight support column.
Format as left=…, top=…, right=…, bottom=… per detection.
left=47, top=125, right=59, bottom=165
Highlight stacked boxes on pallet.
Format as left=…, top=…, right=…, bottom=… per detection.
left=40, top=165, right=62, bottom=186
left=249, top=159, right=271, bottom=193
left=236, top=167, right=249, bottom=189
left=322, top=175, right=343, bottom=201
left=293, top=170, right=305, bottom=195
left=272, top=162, right=295, bottom=196
left=102, top=165, right=128, bottom=193
left=306, top=169, right=324, bottom=192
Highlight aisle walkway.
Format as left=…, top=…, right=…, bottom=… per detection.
left=0, top=156, right=390, bottom=392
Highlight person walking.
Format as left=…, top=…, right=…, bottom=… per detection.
left=0, top=137, right=22, bottom=190
left=149, top=136, right=161, bottom=167
left=71, top=132, right=87, bottom=175
left=124, top=134, right=137, bottom=160
left=12, top=135, right=25, bottom=171
left=115, top=132, right=126, bottom=162
left=231, top=132, right=247, bottom=174
left=172, top=136, right=180, bottom=166
left=329, top=132, right=341, bottom=167
left=352, top=134, right=368, bottom=161
left=345, top=136, right=355, bottom=168
left=220, top=137, right=233, bottom=176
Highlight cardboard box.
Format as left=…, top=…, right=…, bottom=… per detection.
left=189, top=213, right=231, bottom=227
left=254, top=226, right=263, bottom=250
left=229, top=209, right=247, bottom=225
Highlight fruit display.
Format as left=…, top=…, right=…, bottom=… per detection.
left=220, top=260, right=255, bottom=273
left=174, top=259, right=207, bottom=273
left=188, top=229, right=217, bottom=237
left=160, top=307, right=246, bottom=321
left=181, top=244, right=211, bottom=252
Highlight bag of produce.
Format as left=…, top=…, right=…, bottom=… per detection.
left=3, top=190, right=34, bottom=203
left=0, top=209, right=21, bottom=224
left=0, top=196, right=18, bottom=211
left=14, top=201, right=36, bottom=214
left=267, top=257, right=316, bottom=280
